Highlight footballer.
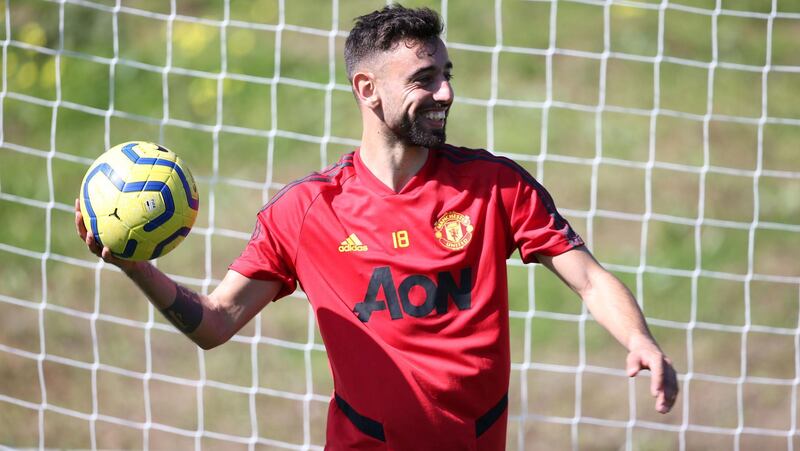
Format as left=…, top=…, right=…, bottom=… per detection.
left=76, top=4, right=678, bottom=449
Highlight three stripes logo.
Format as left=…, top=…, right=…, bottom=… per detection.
left=338, top=233, right=368, bottom=252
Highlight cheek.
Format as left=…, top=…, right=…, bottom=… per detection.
left=400, top=85, right=423, bottom=107
left=385, top=95, right=414, bottom=120
left=401, top=95, right=426, bottom=119
left=378, top=84, right=420, bottom=121
left=378, top=87, right=401, bottom=111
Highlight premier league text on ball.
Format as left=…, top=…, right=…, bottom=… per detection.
left=79, top=141, right=200, bottom=261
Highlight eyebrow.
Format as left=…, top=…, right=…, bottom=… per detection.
left=407, top=61, right=454, bottom=81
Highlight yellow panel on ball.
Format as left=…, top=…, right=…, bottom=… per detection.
left=79, top=141, right=200, bottom=261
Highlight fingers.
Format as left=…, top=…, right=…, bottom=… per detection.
left=648, top=356, right=665, bottom=398
left=646, top=355, right=677, bottom=413
left=626, top=352, right=643, bottom=377
left=78, top=198, right=105, bottom=260
left=88, top=234, right=123, bottom=264
left=656, top=360, right=679, bottom=414
left=77, top=198, right=134, bottom=269
left=75, top=198, right=87, bottom=239
left=654, top=379, right=670, bottom=413
left=87, top=234, right=113, bottom=262
left=101, top=246, right=113, bottom=260
left=85, top=230, right=103, bottom=257
left=627, top=350, right=679, bottom=414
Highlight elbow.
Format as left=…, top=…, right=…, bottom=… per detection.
left=194, top=330, right=232, bottom=350
left=194, top=333, right=221, bottom=350
left=192, top=296, right=239, bottom=350
left=577, top=268, right=617, bottom=307
left=194, top=316, right=237, bottom=351
left=193, top=320, right=237, bottom=350
left=197, top=339, right=222, bottom=351
left=575, top=273, right=595, bottom=301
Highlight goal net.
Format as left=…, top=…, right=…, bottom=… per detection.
left=1, top=0, right=799, bottom=449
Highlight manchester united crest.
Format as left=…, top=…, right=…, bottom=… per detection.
left=434, top=211, right=474, bottom=250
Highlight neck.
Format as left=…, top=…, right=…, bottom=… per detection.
left=359, top=135, right=429, bottom=193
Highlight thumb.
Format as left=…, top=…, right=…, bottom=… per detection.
left=626, top=351, right=643, bottom=377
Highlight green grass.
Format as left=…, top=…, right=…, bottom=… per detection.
left=2, top=0, right=799, bottom=449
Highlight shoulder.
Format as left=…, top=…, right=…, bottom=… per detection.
left=436, top=144, right=557, bottom=207
left=435, top=144, right=534, bottom=183
left=259, top=152, right=356, bottom=214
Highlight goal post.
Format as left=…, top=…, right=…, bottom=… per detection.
left=1, top=0, right=799, bottom=449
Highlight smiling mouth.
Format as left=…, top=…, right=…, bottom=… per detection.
left=423, top=110, right=446, bottom=121
left=421, top=109, right=448, bottom=128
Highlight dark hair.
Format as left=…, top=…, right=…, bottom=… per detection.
left=344, top=4, right=444, bottom=80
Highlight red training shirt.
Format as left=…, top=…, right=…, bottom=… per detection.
left=231, top=145, right=583, bottom=450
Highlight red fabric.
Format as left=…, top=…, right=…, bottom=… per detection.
left=231, top=146, right=583, bottom=449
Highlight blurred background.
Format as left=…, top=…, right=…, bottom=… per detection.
left=1, top=0, right=799, bottom=449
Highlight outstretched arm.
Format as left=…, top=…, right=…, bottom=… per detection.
left=75, top=199, right=281, bottom=349
left=537, top=246, right=679, bottom=414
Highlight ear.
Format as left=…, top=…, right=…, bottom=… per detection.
left=352, top=71, right=380, bottom=109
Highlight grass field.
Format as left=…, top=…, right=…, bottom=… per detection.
left=1, top=0, right=799, bottom=449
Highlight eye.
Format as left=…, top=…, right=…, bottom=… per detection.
left=444, top=73, right=454, bottom=82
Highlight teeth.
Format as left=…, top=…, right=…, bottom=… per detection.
left=425, top=110, right=446, bottom=120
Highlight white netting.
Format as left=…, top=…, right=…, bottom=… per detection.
left=1, top=0, right=799, bottom=449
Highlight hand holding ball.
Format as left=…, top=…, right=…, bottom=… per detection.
left=78, top=141, right=200, bottom=261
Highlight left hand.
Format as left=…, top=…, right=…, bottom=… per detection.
left=626, top=341, right=679, bottom=414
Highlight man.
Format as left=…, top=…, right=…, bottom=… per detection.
left=76, top=4, right=677, bottom=449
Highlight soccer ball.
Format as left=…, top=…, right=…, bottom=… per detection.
left=79, top=141, right=200, bottom=261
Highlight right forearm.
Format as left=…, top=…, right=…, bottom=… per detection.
left=122, top=261, right=180, bottom=310
left=122, top=261, right=223, bottom=349
left=77, top=199, right=229, bottom=349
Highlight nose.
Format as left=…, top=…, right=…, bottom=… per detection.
left=433, top=78, right=453, bottom=105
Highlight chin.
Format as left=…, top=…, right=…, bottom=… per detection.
left=408, top=135, right=445, bottom=148
left=395, top=115, right=447, bottom=147
left=410, top=126, right=446, bottom=148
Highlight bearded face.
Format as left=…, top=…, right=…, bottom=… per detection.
left=372, top=38, right=453, bottom=149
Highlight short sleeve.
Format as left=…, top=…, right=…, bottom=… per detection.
left=505, top=169, right=584, bottom=264
left=229, top=202, right=299, bottom=301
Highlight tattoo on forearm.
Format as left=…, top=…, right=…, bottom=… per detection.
left=161, top=285, right=204, bottom=334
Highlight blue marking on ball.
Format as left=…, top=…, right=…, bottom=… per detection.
left=83, top=153, right=180, bottom=254
left=151, top=227, right=191, bottom=259
left=120, top=239, right=138, bottom=258
left=142, top=184, right=175, bottom=232
left=121, top=143, right=199, bottom=210
left=82, top=164, right=105, bottom=248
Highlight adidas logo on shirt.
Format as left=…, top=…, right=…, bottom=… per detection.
left=338, top=233, right=368, bottom=252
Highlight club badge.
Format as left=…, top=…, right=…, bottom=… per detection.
left=434, top=211, right=474, bottom=250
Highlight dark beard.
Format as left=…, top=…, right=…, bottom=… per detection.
left=397, top=112, right=446, bottom=148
